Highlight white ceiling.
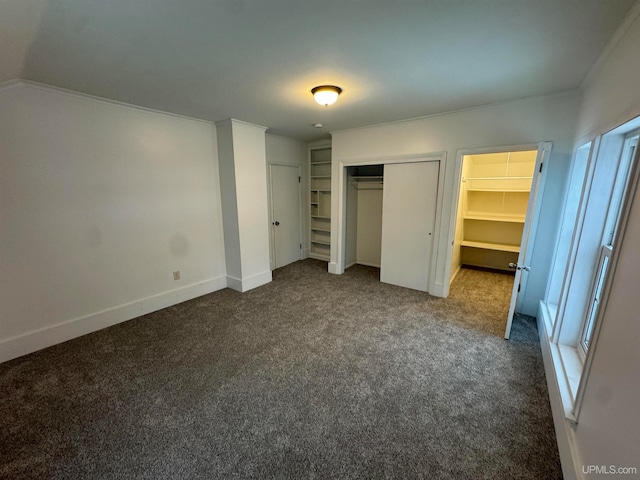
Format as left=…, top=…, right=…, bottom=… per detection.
left=1, top=0, right=636, bottom=141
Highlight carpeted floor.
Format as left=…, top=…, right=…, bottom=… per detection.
left=0, top=260, right=562, bottom=479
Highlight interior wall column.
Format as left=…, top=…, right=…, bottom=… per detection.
left=216, top=119, right=272, bottom=292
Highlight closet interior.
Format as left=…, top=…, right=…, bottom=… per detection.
left=345, top=165, right=385, bottom=269
left=451, top=150, right=537, bottom=281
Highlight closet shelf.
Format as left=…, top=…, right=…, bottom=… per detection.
left=311, top=227, right=331, bottom=232
left=310, top=188, right=331, bottom=192
left=311, top=175, right=331, bottom=179
left=311, top=240, right=331, bottom=246
left=464, top=213, right=525, bottom=223
left=311, top=215, right=331, bottom=220
left=461, top=240, right=520, bottom=253
left=350, top=176, right=383, bottom=182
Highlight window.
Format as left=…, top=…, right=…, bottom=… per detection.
left=579, top=134, right=637, bottom=359
left=540, top=118, right=640, bottom=421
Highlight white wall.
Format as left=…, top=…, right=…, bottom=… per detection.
left=543, top=7, right=640, bottom=479
left=265, top=134, right=308, bottom=264
left=217, top=119, right=271, bottom=292
left=332, top=92, right=580, bottom=308
left=576, top=6, right=640, bottom=143
left=0, top=82, right=227, bottom=362
left=356, top=188, right=383, bottom=268
left=451, top=157, right=471, bottom=282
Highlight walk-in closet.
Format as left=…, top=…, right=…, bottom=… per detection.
left=451, top=150, right=537, bottom=278
left=450, top=149, right=538, bottom=331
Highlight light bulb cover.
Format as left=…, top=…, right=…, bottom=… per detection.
left=311, top=85, right=342, bottom=106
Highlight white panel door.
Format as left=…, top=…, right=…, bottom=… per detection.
left=270, top=164, right=301, bottom=269
left=380, top=161, right=439, bottom=292
left=504, top=143, right=550, bottom=339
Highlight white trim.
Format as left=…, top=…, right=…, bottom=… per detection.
left=330, top=90, right=578, bottom=137
left=449, top=264, right=462, bottom=285
left=215, top=118, right=268, bottom=132
left=430, top=281, right=446, bottom=298
left=309, top=139, right=332, bottom=150
left=580, top=1, right=640, bottom=91
left=0, top=78, right=22, bottom=91
left=331, top=152, right=446, bottom=296
left=0, top=276, right=228, bottom=364
left=445, top=142, right=545, bottom=302
left=226, top=271, right=272, bottom=293
left=537, top=305, right=583, bottom=480
left=16, top=80, right=215, bottom=125
left=572, top=129, right=640, bottom=422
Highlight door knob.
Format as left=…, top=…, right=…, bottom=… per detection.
left=273, top=221, right=280, bottom=226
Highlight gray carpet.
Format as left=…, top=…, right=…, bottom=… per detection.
left=0, top=260, right=562, bottom=479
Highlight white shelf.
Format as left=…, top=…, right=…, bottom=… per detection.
left=464, top=213, right=525, bottom=223
left=310, top=147, right=331, bottom=261
left=461, top=240, right=520, bottom=253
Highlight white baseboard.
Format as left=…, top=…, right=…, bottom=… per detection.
left=226, top=270, right=272, bottom=292
left=430, top=281, right=446, bottom=298
left=537, top=301, right=583, bottom=480
left=450, top=265, right=461, bottom=284
left=0, top=275, right=228, bottom=364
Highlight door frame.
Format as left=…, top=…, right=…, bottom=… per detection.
left=331, top=152, right=446, bottom=295
left=444, top=142, right=551, bottom=332
left=268, top=163, right=303, bottom=271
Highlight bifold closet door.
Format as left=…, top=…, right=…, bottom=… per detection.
left=380, top=161, right=438, bottom=292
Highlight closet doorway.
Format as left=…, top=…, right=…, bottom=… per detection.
left=450, top=145, right=548, bottom=338
left=343, top=161, right=439, bottom=292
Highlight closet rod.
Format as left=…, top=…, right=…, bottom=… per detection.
left=463, top=176, right=532, bottom=181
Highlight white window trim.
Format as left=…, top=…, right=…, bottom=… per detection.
left=546, top=124, right=640, bottom=423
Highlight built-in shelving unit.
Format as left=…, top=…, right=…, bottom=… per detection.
left=456, top=152, right=537, bottom=271
left=309, top=145, right=332, bottom=261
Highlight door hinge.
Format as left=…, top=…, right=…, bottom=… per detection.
left=298, top=176, right=301, bottom=183
left=539, top=163, right=543, bottom=173
left=517, top=283, right=521, bottom=293
left=300, top=243, right=302, bottom=249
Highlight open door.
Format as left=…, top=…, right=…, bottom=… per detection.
left=504, top=142, right=552, bottom=339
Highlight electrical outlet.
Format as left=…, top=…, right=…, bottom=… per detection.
left=173, top=271, right=181, bottom=281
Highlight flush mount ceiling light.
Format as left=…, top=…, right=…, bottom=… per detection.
left=311, top=85, right=342, bottom=106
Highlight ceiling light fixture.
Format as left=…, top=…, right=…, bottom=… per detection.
left=311, top=85, right=342, bottom=106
